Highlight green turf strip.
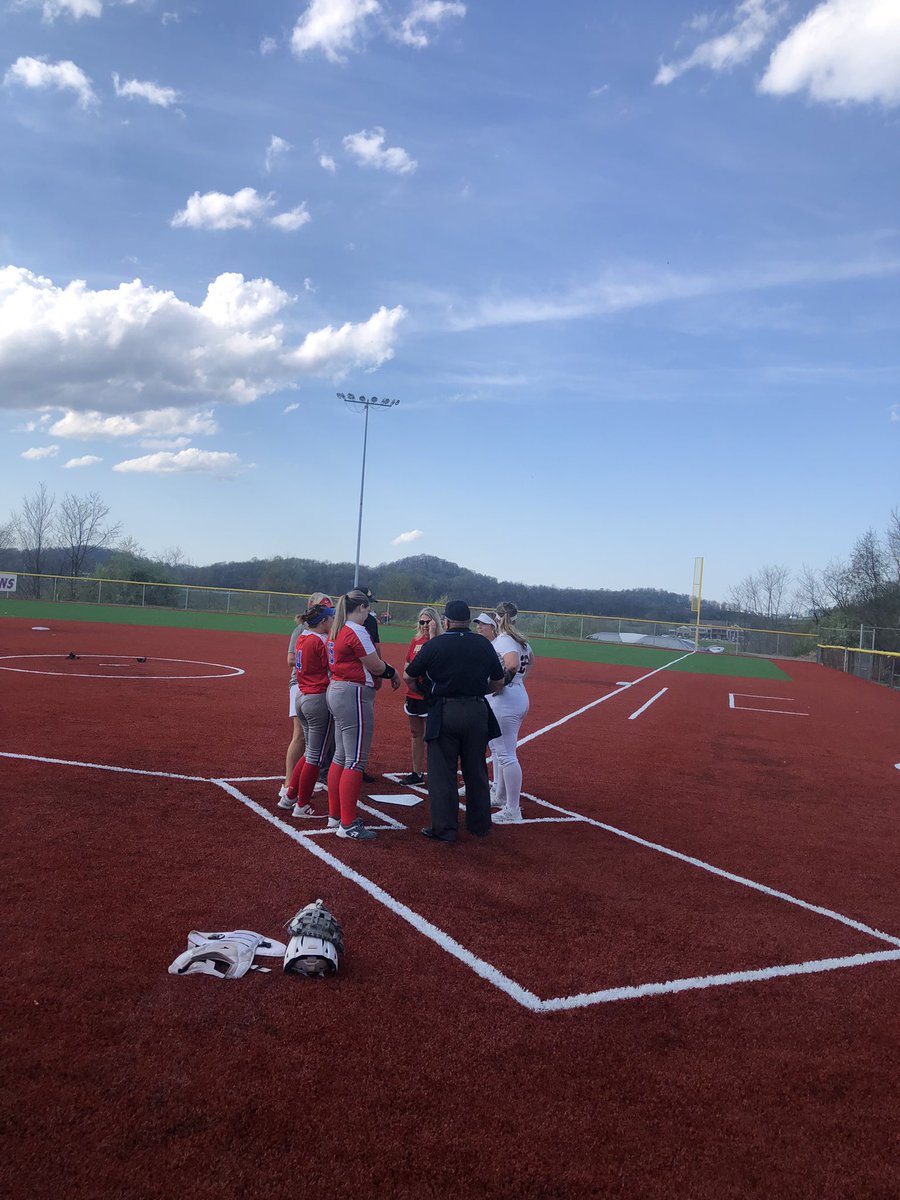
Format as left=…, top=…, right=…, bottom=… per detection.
left=0, top=597, right=791, bottom=679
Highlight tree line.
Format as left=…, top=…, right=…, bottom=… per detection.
left=2, top=484, right=898, bottom=642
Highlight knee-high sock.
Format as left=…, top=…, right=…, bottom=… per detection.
left=296, top=758, right=321, bottom=806
left=339, top=768, right=363, bottom=826
left=501, top=760, right=523, bottom=815
left=327, top=762, right=344, bottom=820
left=287, top=756, right=304, bottom=800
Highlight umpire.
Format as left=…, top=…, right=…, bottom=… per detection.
left=403, top=600, right=504, bottom=843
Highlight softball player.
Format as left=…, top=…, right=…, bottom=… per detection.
left=475, top=602, right=534, bottom=823
left=279, top=591, right=331, bottom=803
left=326, top=589, right=401, bottom=841
left=401, top=605, right=441, bottom=785
left=277, top=602, right=335, bottom=819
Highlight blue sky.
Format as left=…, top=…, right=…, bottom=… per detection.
left=1, top=0, right=898, bottom=602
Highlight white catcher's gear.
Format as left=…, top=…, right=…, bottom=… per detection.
left=168, top=930, right=287, bottom=980
left=284, top=900, right=344, bottom=978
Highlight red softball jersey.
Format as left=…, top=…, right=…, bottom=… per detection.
left=294, top=630, right=330, bottom=694
left=328, top=621, right=377, bottom=686
left=405, top=634, right=428, bottom=698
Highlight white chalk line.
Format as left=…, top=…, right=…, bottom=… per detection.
left=629, top=688, right=668, bottom=721
left=7, top=749, right=900, bottom=1009
left=0, top=750, right=210, bottom=783
left=516, top=651, right=695, bottom=749
left=0, top=653, right=244, bottom=681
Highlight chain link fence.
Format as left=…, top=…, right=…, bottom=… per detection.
left=4, top=572, right=898, bottom=659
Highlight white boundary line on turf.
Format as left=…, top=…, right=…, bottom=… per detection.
left=0, top=653, right=244, bottom=681
left=516, top=651, right=695, bottom=749
left=7, top=750, right=900, bottom=1010
left=629, top=688, right=667, bottom=721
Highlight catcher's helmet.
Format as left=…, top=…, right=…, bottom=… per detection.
left=284, top=900, right=344, bottom=978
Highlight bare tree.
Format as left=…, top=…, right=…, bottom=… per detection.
left=728, top=565, right=791, bottom=626
left=11, top=483, right=56, bottom=597
left=54, top=491, right=122, bottom=586
left=0, top=520, right=15, bottom=556
left=159, top=545, right=193, bottom=569
left=793, top=565, right=828, bottom=625
left=886, top=507, right=900, bottom=583
left=117, top=535, right=145, bottom=558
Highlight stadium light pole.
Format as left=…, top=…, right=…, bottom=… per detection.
left=337, top=392, right=400, bottom=588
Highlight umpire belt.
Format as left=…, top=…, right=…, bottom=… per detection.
left=442, top=696, right=484, bottom=702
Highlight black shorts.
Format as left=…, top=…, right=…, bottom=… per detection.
left=404, top=697, right=429, bottom=718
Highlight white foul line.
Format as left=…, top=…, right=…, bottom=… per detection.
left=7, top=749, right=900, bottom=1010
left=517, top=651, right=695, bottom=748
left=628, top=688, right=668, bottom=721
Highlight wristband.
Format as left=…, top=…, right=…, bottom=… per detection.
left=381, top=663, right=396, bottom=680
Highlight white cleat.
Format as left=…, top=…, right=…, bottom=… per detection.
left=492, top=808, right=523, bottom=824
left=291, top=803, right=317, bottom=818
left=277, top=787, right=295, bottom=810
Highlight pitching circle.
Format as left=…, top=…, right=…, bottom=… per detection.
left=0, top=654, right=244, bottom=680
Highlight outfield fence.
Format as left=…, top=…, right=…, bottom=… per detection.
left=3, top=571, right=898, bottom=660
left=816, top=644, right=900, bottom=689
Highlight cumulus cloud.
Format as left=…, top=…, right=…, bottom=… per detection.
left=398, top=1, right=466, bottom=48
left=319, top=153, right=337, bottom=172
left=48, top=408, right=219, bottom=440
left=171, top=188, right=310, bottom=232
left=4, top=56, right=97, bottom=107
left=655, top=0, right=783, bottom=85
left=260, top=35, right=278, bottom=54
left=391, top=529, right=424, bottom=545
left=760, top=0, right=900, bottom=106
left=113, top=448, right=249, bottom=476
left=0, top=266, right=406, bottom=412
left=343, top=127, right=417, bottom=174
left=265, top=135, right=291, bottom=172
left=891, top=404, right=900, bottom=422
left=63, top=455, right=102, bottom=468
left=41, top=0, right=102, bottom=19
left=21, top=445, right=59, bottom=459
left=291, top=0, right=381, bottom=63
left=112, top=73, right=179, bottom=108
left=269, top=204, right=312, bottom=232
left=283, top=402, right=300, bottom=413
left=171, top=187, right=274, bottom=230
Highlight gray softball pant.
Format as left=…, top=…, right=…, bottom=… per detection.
left=296, top=691, right=333, bottom=766
left=326, top=681, right=375, bottom=772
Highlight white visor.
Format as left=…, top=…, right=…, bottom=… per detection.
left=474, top=612, right=497, bottom=627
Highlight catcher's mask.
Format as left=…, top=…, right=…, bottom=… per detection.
left=284, top=900, right=344, bottom=978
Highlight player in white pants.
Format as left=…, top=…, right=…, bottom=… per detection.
left=474, top=603, right=534, bottom=823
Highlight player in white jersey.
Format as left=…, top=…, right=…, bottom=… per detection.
left=474, top=602, right=534, bottom=823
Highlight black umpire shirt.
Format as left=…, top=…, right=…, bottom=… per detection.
left=363, top=612, right=381, bottom=647
left=406, top=628, right=503, bottom=698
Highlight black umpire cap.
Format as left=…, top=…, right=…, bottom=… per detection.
left=443, top=599, right=471, bottom=622
left=358, top=586, right=376, bottom=603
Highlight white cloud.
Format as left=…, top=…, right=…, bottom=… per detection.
left=397, top=1, right=466, bottom=49
left=63, top=454, right=102, bottom=468
left=162, top=12, right=180, bottom=26
left=891, top=404, right=900, bottom=422
left=303, top=278, right=317, bottom=292
left=4, top=56, right=97, bottom=107
left=319, top=153, right=337, bottom=172
left=41, top=0, right=102, bottom=19
left=113, top=448, right=249, bottom=476
left=265, top=135, right=291, bottom=172
left=260, top=36, right=278, bottom=54
left=760, top=0, right=900, bottom=106
left=171, top=187, right=274, bottom=230
left=269, top=204, right=312, bottom=232
left=21, top=445, right=59, bottom=459
left=0, top=265, right=406, bottom=412
left=138, top=436, right=191, bottom=450
left=112, top=73, right=179, bottom=108
left=655, top=0, right=783, bottom=86
left=48, top=408, right=219, bottom=440
left=343, top=127, right=417, bottom=174
left=391, top=528, right=424, bottom=544
left=291, top=0, right=381, bottom=63
left=283, top=402, right=300, bottom=414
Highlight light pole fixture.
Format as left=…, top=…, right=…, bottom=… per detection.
left=337, top=392, right=400, bottom=588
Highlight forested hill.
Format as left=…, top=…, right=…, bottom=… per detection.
left=177, top=553, right=729, bottom=622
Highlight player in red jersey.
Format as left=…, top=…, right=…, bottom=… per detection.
left=278, top=602, right=335, bottom=819
left=401, top=605, right=441, bottom=785
left=326, top=589, right=401, bottom=841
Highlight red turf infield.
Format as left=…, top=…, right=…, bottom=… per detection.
left=1, top=618, right=898, bottom=1199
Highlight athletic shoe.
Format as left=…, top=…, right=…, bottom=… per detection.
left=314, top=782, right=328, bottom=794
left=291, top=803, right=317, bottom=818
left=401, top=772, right=425, bottom=786
left=336, top=817, right=377, bottom=841
left=492, top=808, right=523, bottom=824
left=421, top=826, right=457, bottom=843
left=490, top=793, right=505, bottom=809
left=277, top=790, right=295, bottom=811
left=327, top=816, right=341, bottom=829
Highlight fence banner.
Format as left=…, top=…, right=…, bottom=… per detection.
left=0, top=572, right=17, bottom=593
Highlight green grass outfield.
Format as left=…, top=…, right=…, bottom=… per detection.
left=0, top=597, right=791, bottom=680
